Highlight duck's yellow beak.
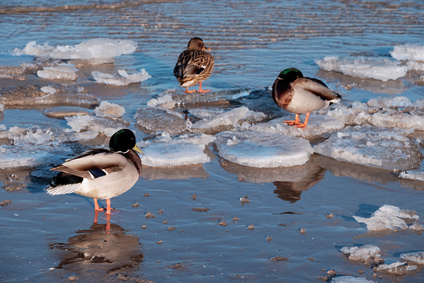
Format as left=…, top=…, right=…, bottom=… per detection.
left=133, top=144, right=144, bottom=155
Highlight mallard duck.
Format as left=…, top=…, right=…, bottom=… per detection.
left=46, top=129, right=143, bottom=215
left=272, top=68, right=341, bottom=129
left=174, top=37, right=214, bottom=93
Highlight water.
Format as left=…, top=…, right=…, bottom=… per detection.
left=1, top=0, right=424, bottom=282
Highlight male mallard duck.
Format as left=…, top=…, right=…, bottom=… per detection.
left=272, top=68, right=341, bottom=129
left=174, top=37, right=214, bottom=93
left=46, top=129, right=143, bottom=215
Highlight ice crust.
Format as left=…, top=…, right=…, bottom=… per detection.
left=341, top=245, right=382, bottom=263
left=13, top=38, right=137, bottom=61
left=92, top=69, right=151, bottom=86
left=139, top=133, right=215, bottom=167
left=316, top=44, right=424, bottom=81
left=214, top=131, right=313, bottom=168
left=135, top=107, right=189, bottom=136
left=353, top=205, right=422, bottom=232
left=331, top=277, right=376, bottom=283
left=400, top=251, right=424, bottom=264
left=37, top=63, right=78, bottom=80
left=94, top=101, right=126, bottom=118
left=313, top=126, right=422, bottom=171
left=373, top=261, right=417, bottom=275
left=399, top=170, right=424, bottom=182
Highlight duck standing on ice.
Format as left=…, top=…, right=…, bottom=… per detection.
left=46, top=129, right=143, bottom=215
left=272, top=68, right=341, bottom=129
left=174, top=37, right=214, bottom=93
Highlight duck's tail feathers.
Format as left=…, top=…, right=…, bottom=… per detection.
left=45, top=183, right=80, bottom=195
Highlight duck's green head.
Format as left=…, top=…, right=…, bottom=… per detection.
left=277, top=68, right=303, bottom=82
left=110, top=129, right=143, bottom=154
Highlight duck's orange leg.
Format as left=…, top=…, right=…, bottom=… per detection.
left=94, top=198, right=104, bottom=212
left=197, top=81, right=210, bottom=93
left=184, top=87, right=196, bottom=93
left=105, top=199, right=112, bottom=215
left=284, top=113, right=301, bottom=126
left=293, top=112, right=310, bottom=129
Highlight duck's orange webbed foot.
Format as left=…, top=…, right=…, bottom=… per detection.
left=284, top=114, right=301, bottom=126
left=184, top=88, right=197, bottom=93
left=284, top=113, right=309, bottom=129
left=197, top=81, right=210, bottom=93
left=94, top=198, right=104, bottom=212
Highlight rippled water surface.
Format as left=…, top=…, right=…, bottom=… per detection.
left=1, top=0, right=424, bottom=282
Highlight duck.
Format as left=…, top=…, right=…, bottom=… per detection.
left=174, top=37, right=214, bottom=93
left=272, top=68, right=341, bottom=129
left=46, top=129, right=143, bottom=215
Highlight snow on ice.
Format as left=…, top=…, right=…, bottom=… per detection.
left=313, top=126, right=422, bottom=171
left=316, top=44, right=424, bottom=81
left=37, top=63, right=78, bottom=80
left=139, top=133, right=215, bottom=167
left=13, top=38, right=137, bottom=61
left=214, top=131, right=313, bottom=168
left=399, top=170, right=424, bottom=182
left=340, top=245, right=382, bottom=264
left=373, top=261, right=417, bottom=275
left=92, top=69, right=151, bottom=86
left=400, top=251, right=424, bottom=264
left=353, top=204, right=423, bottom=232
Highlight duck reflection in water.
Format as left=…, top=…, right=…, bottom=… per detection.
left=220, top=158, right=326, bottom=203
left=50, top=211, right=143, bottom=279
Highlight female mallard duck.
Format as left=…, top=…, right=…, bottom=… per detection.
left=174, top=37, right=214, bottom=93
left=272, top=68, right=341, bottom=129
left=46, top=129, right=143, bottom=215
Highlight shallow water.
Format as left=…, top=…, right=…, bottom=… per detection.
left=1, top=0, right=424, bottom=282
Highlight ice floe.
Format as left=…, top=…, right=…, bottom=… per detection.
left=139, top=133, right=215, bottom=167
left=0, top=85, right=99, bottom=107
left=399, top=170, right=424, bottom=182
left=313, top=126, right=422, bottom=171
left=400, top=251, right=424, bottom=264
left=13, top=38, right=137, bottom=62
left=390, top=44, right=424, bottom=62
left=214, top=131, right=313, bottom=168
left=353, top=205, right=423, bottom=232
left=94, top=101, right=126, bottom=118
left=340, top=245, right=383, bottom=264
left=43, top=106, right=92, bottom=119
left=65, top=115, right=129, bottom=138
left=135, top=107, right=189, bottom=135
left=316, top=56, right=408, bottom=82
left=250, top=114, right=345, bottom=138
left=190, top=106, right=266, bottom=134
left=331, top=276, right=376, bottom=283
left=92, top=69, right=151, bottom=86
left=373, top=261, right=417, bottom=275
left=37, top=63, right=78, bottom=80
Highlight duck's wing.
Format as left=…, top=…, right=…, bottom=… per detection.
left=299, top=77, right=341, bottom=101
left=50, top=149, right=128, bottom=180
left=174, top=50, right=214, bottom=82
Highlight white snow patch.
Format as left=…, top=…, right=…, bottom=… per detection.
left=92, top=69, right=151, bottom=86
left=13, top=38, right=137, bottom=61
left=139, top=133, right=214, bottom=167
left=353, top=204, right=421, bottom=232
left=215, top=131, right=313, bottom=168
left=316, top=56, right=407, bottom=82
left=399, top=170, right=424, bottom=182
left=94, top=101, right=126, bottom=118
left=37, top=63, right=78, bottom=80
left=374, top=261, right=417, bottom=275
left=400, top=251, right=424, bottom=264
left=313, top=126, right=421, bottom=170
left=341, top=245, right=382, bottom=263
left=390, top=44, right=424, bottom=61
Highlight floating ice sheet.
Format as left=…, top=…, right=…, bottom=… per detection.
left=65, top=115, right=129, bottom=138
left=399, top=170, right=424, bottom=182
left=214, top=131, right=313, bottom=168
left=316, top=56, right=408, bottom=82
left=190, top=106, right=266, bottom=134
left=135, top=107, right=189, bottom=135
left=313, top=126, right=422, bottom=170
left=353, top=205, right=422, bottom=232
left=94, top=101, right=125, bottom=118
left=139, top=133, right=215, bottom=167
left=331, top=276, right=376, bottom=283
left=92, top=69, right=151, bottom=86
left=341, top=245, right=382, bottom=263
left=13, top=38, right=137, bottom=61
left=400, top=251, right=424, bottom=264
left=37, top=63, right=78, bottom=80
left=250, top=114, right=345, bottom=138
left=373, top=261, right=417, bottom=275
left=390, top=44, right=424, bottom=61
